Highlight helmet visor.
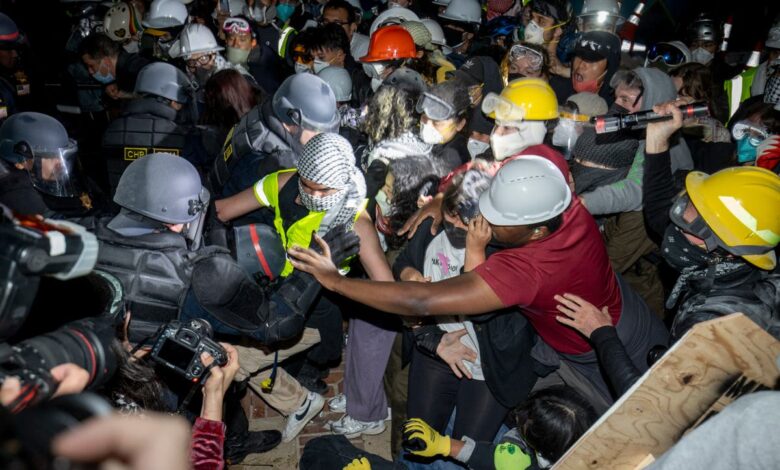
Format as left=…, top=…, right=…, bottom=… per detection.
left=481, top=92, right=526, bottom=121
left=26, top=139, right=80, bottom=198
left=416, top=92, right=456, bottom=121
left=647, top=43, right=686, bottom=66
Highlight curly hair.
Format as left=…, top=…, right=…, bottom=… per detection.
left=360, top=85, right=418, bottom=144
left=384, top=155, right=442, bottom=249
left=668, top=62, right=713, bottom=103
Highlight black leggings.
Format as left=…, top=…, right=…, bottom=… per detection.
left=406, top=346, right=509, bottom=441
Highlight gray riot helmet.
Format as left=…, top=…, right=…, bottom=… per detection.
left=0, top=112, right=80, bottom=197
left=232, top=223, right=286, bottom=283
left=0, top=13, right=21, bottom=49
left=109, top=153, right=210, bottom=247
left=134, top=62, right=193, bottom=103
left=272, top=73, right=339, bottom=133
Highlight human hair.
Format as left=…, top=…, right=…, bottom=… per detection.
left=428, top=78, right=471, bottom=120
left=384, top=155, right=442, bottom=249
left=512, top=385, right=598, bottom=463
left=202, top=69, right=258, bottom=130
left=322, top=0, right=358, bottom=25
left=526, top=212, right=564, bottom=235
left=442, top=168, right=492, bottom=219
left=361, top=85, right=418, bottom=144
left=290, top=27, right=319, bottom=58
left=406, top=51, right=440, bottom=85
left=609, top=68, right=644, bottom=93
left=312, top=23, right=350, bottom=54
left=105, top=340, right=169, bottom=413
left=668, top=62, right=713, bottom=103
left=78, top=32, right=121, bottom=59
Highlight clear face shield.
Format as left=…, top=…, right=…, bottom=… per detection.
left=22, top=139, right=80, bottom=198
left=552, top=105, right=590, bottom=158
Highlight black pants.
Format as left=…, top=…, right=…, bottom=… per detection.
left=407, top=347, right=509, bottom=441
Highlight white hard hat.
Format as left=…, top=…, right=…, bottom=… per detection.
left=479, top=156, right=572, bottom=226
left=317, top=66, right=352, bottom=102
left=169, top=23, right=224, bottom=59
left=104, top=1, right=143, bottom=41
left=143, top=0, right=188, bottom=29
left=421, top=18, right=446, bottom=47
left=369, top=6, right=419, bottom=36
left=439, top=0, right=482, bottom=26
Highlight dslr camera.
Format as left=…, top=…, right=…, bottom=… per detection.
left=150, top=319, right=227, bottom=382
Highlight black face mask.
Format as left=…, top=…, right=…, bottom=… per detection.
left=508, top=72, right=525, bottom=82
left=608, top=102, right=629, bottom=114
left=443, top=220, right=467, bottom=249
left=570, top=160, right=623, bottom=194
left=661, top=225, right=721, bottom=272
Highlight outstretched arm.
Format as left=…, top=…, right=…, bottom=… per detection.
left=288, top=235, right=505, bottom=317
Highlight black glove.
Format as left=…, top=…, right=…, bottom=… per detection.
left=316, top=224, right=360, bottom=266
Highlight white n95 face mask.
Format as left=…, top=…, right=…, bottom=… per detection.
left=420, top=122, right=445, bottom=145
left=467, top=138, right=490, bottom=160
left=524, top=21, right=545, bottom=45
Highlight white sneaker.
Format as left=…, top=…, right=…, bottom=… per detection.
left=282, top=392, right=325, bottom=443
left=328, top=393, right=346, bottom=413
left=328, top=414, right=386, bottom=439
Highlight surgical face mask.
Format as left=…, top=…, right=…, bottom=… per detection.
left=276, top=2, right=296, bottom=22
left=371, top=77, right=383, bottom=92
left=467, top=138, right=490, bottom=160
left=295, top=62, right=311, bottom=74
left=375, top=189, right=392, bottom=216
left=691, top=47, right=713, bottom=65
left=226, top=46, right=251, bottom=65
left=122, top=40, right=139, bottom=54
left=92, top=59, right=115, bottom=84
left=420, top=121, right=445, bottom=145
left=736, top=137, right=759, bottom=163
left=572, top=68, right=607, bottom=94
left=313, top=59, right=330, bottom=74
left=524, top=20, right=544, bottom=45
left=490, top=121, right=547, bottom=160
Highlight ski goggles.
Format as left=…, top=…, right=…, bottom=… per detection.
left=509, top=44, right=543, bottom=70
left=732, top=120, right=769, bottom=146
left=223, top=17, right=252, bottom=35
left=646, top=43, right=687, bottom=66
left=481, top=92, right=526, bottom=121
left=416, top=92, right=456, bottom=121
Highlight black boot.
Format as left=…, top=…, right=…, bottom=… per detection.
left=223, top=380, right=282, bottom=464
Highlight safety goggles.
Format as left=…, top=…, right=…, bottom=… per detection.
left=509, top=44, right=543, bottom=70
left=481, top=92, right=525, bottom=122
left=558, top=104, right=590, bottom=123
left=223, top=17, right=252, bottom=35
left=647, top=43, right=687, bottom=66
left=416, top=92, right=456, bottom=121
left=732, top=120, right=768, bottom=146
left=186, top=53, right=216, bottom=67
left=669, top=192, right=773, bottom=256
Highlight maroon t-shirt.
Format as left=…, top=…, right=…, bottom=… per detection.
left=474, top=197, right=622, bottom=355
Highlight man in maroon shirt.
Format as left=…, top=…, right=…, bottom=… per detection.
left=288, top=156, right=668, bottom=411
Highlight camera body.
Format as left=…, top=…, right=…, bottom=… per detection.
left=150, top=319, right=227, bottom=383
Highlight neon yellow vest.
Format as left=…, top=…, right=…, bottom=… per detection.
left=261, top=169, right=366, bottom=276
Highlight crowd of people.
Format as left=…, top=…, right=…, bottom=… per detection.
left=0, top=0, right=779, bottom=468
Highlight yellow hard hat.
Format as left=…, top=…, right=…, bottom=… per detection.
left=685, top=167, right=780, bottom=270
left=481, top=78, right=559, bottom=122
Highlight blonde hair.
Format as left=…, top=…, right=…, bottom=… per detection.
left=360, top=86, right=417, bottom=144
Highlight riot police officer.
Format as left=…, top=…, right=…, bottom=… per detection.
left=101, top=61, right=200, bottom=195
left=0, top=112, right=106, bottom=217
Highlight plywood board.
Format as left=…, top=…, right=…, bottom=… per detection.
left=554, top=313, right=780, bottom=470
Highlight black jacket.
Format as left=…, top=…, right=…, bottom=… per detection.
left=393, top=219, right=542, bottom=408
left=115, top=50, right=151, bottom=94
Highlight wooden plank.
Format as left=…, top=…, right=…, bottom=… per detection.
left=554, top=313, right=780, bottom=470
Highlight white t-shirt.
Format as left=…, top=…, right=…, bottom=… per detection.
left=423, top=232, right=484, bottom=380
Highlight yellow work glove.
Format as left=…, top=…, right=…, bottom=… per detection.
left=402, top=418, right=452, bottom=458
left=343, top=457, right=371, bottom=470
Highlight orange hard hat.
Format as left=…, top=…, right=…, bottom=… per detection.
left=360, top=25, right=417, bottom=62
